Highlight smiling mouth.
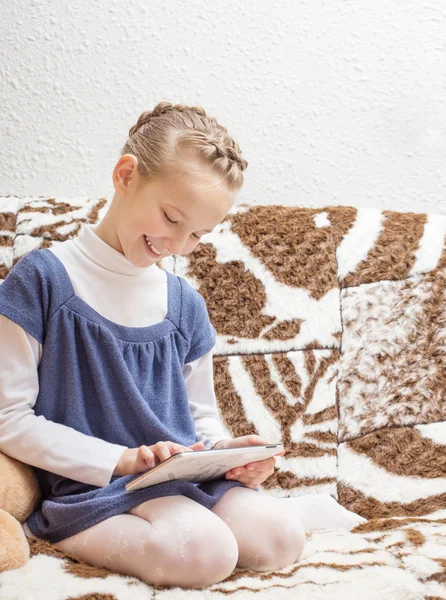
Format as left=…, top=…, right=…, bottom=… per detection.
left=143, top=235, right=164, bottom=257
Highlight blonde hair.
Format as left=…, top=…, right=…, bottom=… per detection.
left=121, top=102, right=248, bottom=200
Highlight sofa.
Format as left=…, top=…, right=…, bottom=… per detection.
left=0, top=194, right=445, bottom=599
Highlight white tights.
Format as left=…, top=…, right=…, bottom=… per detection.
left=23, top=489, right=365, bottom=589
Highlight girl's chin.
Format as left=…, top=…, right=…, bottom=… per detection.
left=123, top=246, right=157, bottom=268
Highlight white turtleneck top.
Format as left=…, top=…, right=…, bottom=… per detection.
left=0, top=225, right=229, bottom=487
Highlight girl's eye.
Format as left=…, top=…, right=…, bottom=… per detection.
left=164, top=211, right=201, bottom=241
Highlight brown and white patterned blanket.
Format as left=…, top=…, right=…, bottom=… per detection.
left=0, top=195, right=445, bottom=599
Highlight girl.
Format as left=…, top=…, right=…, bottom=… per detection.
left=0, top=102, right=365, bottom=589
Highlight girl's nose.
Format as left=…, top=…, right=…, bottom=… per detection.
left=164, top=238, right=186, bottom=255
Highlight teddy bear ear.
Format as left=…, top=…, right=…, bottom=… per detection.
left=0, top=508, right=30, bottom=572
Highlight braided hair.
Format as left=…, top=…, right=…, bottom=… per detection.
left=121, top=102, right=248, bottom=196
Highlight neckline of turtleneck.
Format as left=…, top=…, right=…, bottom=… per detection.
left=73, top=224, right=154, bottom=277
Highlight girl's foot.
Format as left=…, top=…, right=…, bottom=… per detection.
left=283, top=493, right=367, bottom=533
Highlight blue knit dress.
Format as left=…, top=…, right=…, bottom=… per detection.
left=0, top=249, right=249, bottom=543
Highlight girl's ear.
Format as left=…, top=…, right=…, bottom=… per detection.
left=114, top=154, right=139, bottom=192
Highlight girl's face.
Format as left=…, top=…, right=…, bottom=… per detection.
left=98, top=154, right=235, bottom=268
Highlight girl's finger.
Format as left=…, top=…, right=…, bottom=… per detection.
left=245, top=461, right=267, bottom=471
left=232, top=466, right=271, bottom=477
left=244, top=457, right=275, bottom=471
left=152, top=441, right=173, bottom=462
left=227, top=467, right=255, bottom=479
left=188, top=442, right=206, bottom=450
left=172, top=443, right=193, bottom=453
left=227, top=471, right=264, bottom=488
left=138, top=446, right=156, bottom=467
left=227, top=464, right=275, bottom=483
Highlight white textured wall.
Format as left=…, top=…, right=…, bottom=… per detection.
left=1, top=1, right=445, bottom=213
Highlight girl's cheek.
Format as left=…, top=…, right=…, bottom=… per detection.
left=181, top=241, right=199, bottom=255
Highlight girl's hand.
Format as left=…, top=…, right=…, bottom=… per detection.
left=113, top=440, right=206, bottom=477
left=213, top=435, right=286, bottom=489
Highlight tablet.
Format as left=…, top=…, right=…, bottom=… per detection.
left=125, top=443, right=284, bottom=491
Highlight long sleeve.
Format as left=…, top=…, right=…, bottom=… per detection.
left=0, top=314, right=128, bottom=488
left=183, top=349, right=232, bottom=449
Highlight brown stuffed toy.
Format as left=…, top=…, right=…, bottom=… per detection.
left=0, top=452, right=41, bottom=572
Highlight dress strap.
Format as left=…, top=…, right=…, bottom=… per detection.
left=41, top=249, right=77, bottom=298
left=165, top=271, right=182, bottom=329
left=0, top=248, right=74, bottom=344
